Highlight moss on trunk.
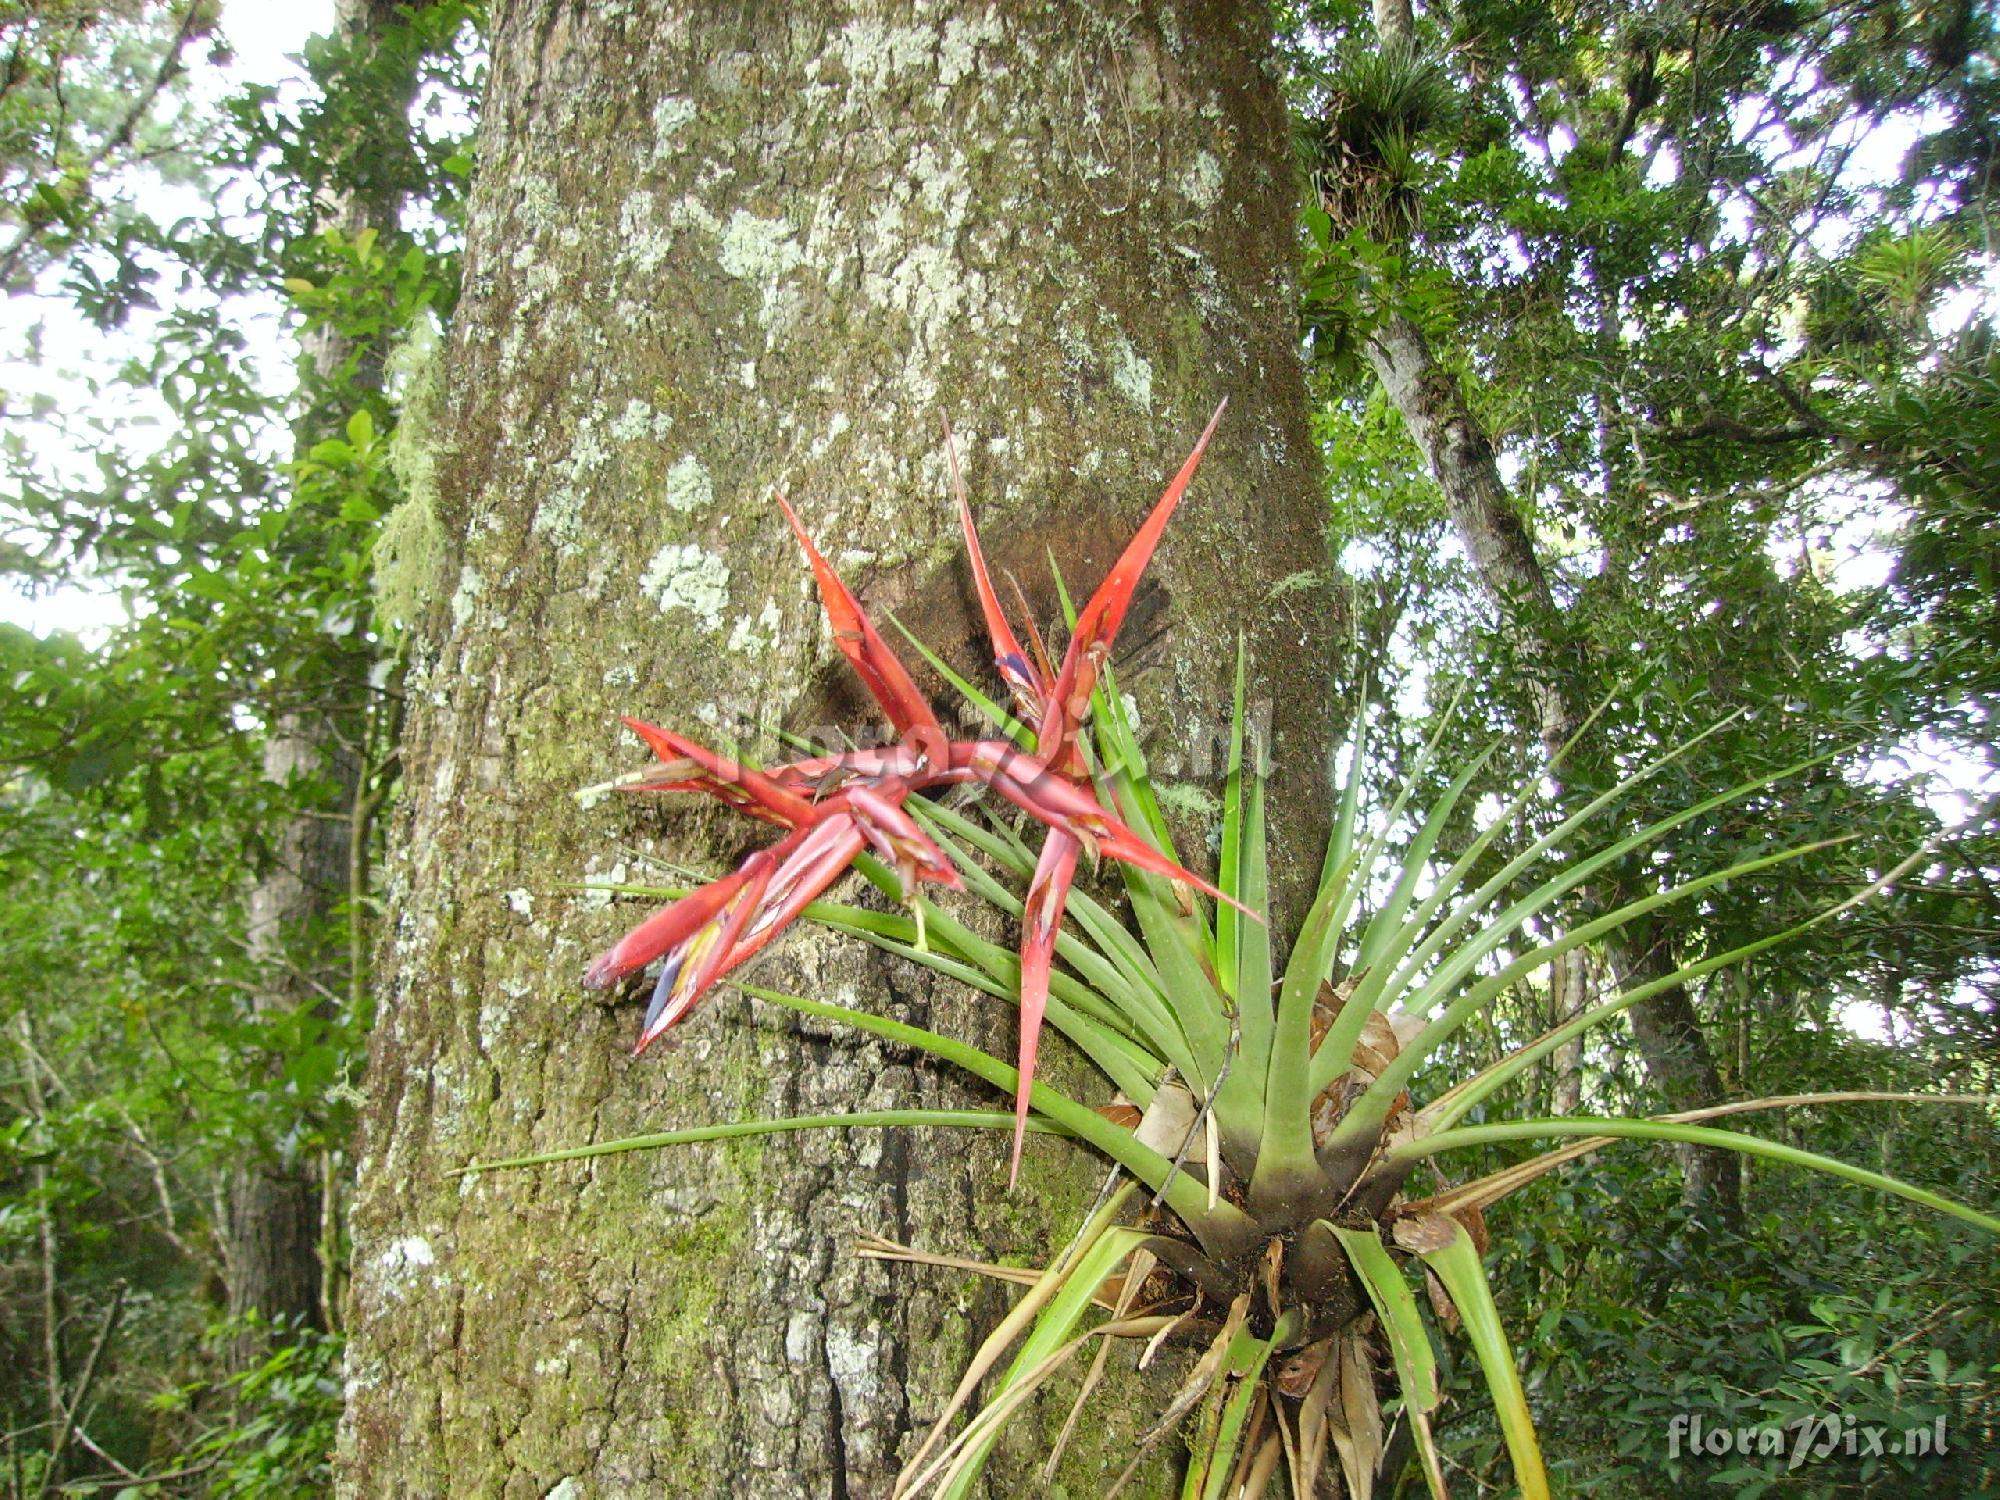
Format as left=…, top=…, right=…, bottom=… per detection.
left=339, top=2, right=1339, bottom=1494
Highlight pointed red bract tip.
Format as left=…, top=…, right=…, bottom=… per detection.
left=1008, top=829, right=1081, bottom=1188
left=775, top=492, right=943, bottom=745
left=1038, top=401, right=1227, bottom=761
left=634, top=857, right=767, bottom=1052
left=620, top=716, right=817, bottom=827
left=945, top=417, right=1045, bottom=720
left=584, top=869, right=748, bottom=993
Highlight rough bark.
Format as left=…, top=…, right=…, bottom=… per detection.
left=339, top=3, right=1338, bottom=1496
left=1356, top=0, right=1740, bottom=1224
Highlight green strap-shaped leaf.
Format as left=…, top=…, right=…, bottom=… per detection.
left=1405, top=1218, right=1550, bottom=1500
left=1420, top=843, right=1947, bottom=1132
left=1251, top=843, right=1359, bottom=1201
left=1215, top=635, right=1249, bottom=998
left=1327, top=1223, right=1441, bottom=1415
left=1213, top=686, right=1274, bottom=1159
left=454, top=1108, right=1064, bottom=1174
left=736, top=983, right=1259, bottom=1257
left=1322, top=837, right=1842, bottom=1160
left=939, top=1221, right=1154, bottom=1500
left=1187, top=1310, right=1297, bottom=1500
left=1394, top=1116, right=2000, bottom=1234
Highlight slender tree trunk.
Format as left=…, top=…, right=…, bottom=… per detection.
left=1363, top=311, right=1576, bottom=752
left=228, top=0, right=426, bottom=1353
left=1365, top=304, right=1741, bottom=1222
left=1550, top=948, right=1591, bottom=1116
left=231, top=717, right=345, bottom=1330
left=1357, top=0, right=1740, bottom=1225
left=338, top=3, right=1338, bottom=1494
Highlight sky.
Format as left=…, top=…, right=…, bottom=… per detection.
left=0, top=0, right=335, bottom=641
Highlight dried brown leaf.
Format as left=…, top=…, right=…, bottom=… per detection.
left=1276, top=1335, right=1336, bottom=1399
left=1424, top=1266, right=1460, bottom=1334
left=1389, top=1210, right=1458, bottom=1256
left=1339, top=1332, right=1384, bottom=1500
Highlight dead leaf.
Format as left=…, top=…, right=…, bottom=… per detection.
left=1276, top=1336, right=1336, bottom=1398
left=1389, top=1210, right=1458, bottom=1256
left=1341, top=1333, right=1384, bottom=1500
left=1096, top=1101, right=1144, bottom=1130
left=1134, top=1083, right=1197, bottom=1158
left=1425, top=1267, right=1460, bottom=1334
left=1451, top=1202, right=1489, bottom=1256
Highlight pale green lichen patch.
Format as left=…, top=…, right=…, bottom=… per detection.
left=1153, top=780, right=1223, bottom=822
left=937, top=13, right=1004, bottom=90
left=830, top=18, right=937, bottom=90
left=727, top=599, right=782, bottom=654
left=1109, top=335, right=1155, bottom=411
left=651, top=95, right=696, bottom=153
left=1184, top=149, right=1223, bottom=209
left=610, top=398, right=672, bottom=444
left=718, top=209, right=804, bottom=330
left=618, top=189, right=675, bottom=275
left=580, top=859, right=627, bottom=910
left=372, top=1235, right=441, bottom=1302
left=1268, top=567, right=1334, bottom=598
left=449, top=564, right=482, bottom=628
left=639, top=542, right=731, bottom=631
left=663, top=454, right=713, bottom=512
left=374, top=319, right=450, bottom=632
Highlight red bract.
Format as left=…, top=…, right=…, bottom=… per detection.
left=586, top=401, right=1246, bottom=1184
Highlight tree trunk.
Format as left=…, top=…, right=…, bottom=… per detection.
left=229, top=702, right=356, bottom=1337
left=1549, top=948, right=1591, bottom=1116
left=1364, top=307, right=1742, bottom=1224
left=338, top=3, right=1337, bottom=1496
left=229, top=0, right=426, bottom=1353
left=1354, top=0, right=1741, bottom=1227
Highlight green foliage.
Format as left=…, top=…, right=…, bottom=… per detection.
left=0, top=3, right=216, bottom=297
left=0, top=4, right=476, bottom=1490
left=147, top=1319, right=344, bottom=1500
left=1470, top=1156, right=2000, bottom=1495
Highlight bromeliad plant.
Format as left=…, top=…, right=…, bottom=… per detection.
left=475, top=410, right=1998, bottom=1497
left=580, top=402, right=1244, bottom=1185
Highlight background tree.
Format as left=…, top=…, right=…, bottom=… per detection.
left=1, top=2, right=473, bottom=1487
left=1281, top=0, right=1999, bottom=1483
left=336, top=2, right=1339, bottom=1494
left=1288, top=0, right=1999, bottom=1217
left=226, top=0, right=440, bottom=1363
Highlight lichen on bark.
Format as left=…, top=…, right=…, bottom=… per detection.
left=339, top=3, right=1338, bottom=1495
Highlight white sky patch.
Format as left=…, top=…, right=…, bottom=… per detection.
left=0, top=0, right=336, bottom=643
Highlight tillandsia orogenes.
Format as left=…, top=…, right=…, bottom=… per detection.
left=542, top=406, right=2000, bottom=1497
left=582, top=402, right=1248, bottom=1183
